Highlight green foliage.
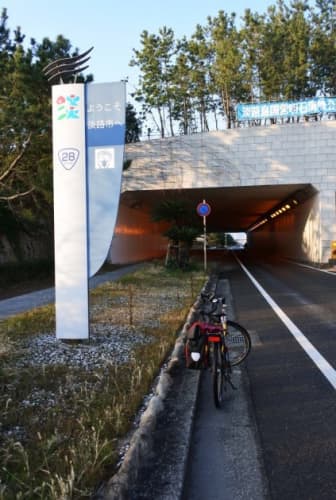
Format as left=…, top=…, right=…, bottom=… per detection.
left=130, top=26, right=177, bottom=138
left=130, top=1, right=336, bottom=134
left=152, top=198, right=194, bottom=226
left=0, top=9, right=139, bottom=249
left=125, top=102, right=142, bottom=143
left=151, top=198, right=200, bottom=268
left=0, top=8, right=93, bottom=242
left=164, top=225, right=200, bottom=246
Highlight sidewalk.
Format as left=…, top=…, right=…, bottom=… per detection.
left=0, top=263, right=142, bottom=319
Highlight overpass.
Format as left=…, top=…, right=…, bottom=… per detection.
left=108, top=120, right=336, bottom=265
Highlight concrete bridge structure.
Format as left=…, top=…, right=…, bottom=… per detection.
left=108, top=120, right=336, bottom=265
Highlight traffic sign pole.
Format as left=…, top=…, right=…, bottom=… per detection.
left=196, top=199, right=211, bottom=272
left=203, top=212, right=207, bottom=272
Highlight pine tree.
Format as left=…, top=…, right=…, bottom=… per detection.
left=209, top=11, right=249, bottom=128
left=310, top=0, right=336, bottom=96
left=0, top=9, right=91, bottom=243
left=130, top=27, right=177, bottom=137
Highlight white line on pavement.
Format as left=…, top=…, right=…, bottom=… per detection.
left=236, top=257, right=336, bottom=391
left=289, top=261, right=336, bottom=276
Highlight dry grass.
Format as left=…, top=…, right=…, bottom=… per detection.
left=0, top=261, right=205, bottom=499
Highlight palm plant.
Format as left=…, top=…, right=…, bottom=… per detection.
left=151, top=199, right=200, bottom=268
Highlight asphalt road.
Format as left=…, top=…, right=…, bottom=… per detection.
left=182, top=275, right=268, bottom=500
left=0, top=263, right=142, bottom=319
left=215, top=255, right=336, bottom=500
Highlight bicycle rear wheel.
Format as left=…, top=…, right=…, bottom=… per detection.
left=212, top=343, right=224, bottom=408
left=225, top=320, right=251, bottom=366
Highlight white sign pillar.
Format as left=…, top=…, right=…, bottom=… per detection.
left=52, top=84, right=89, bottom=339
left=51, top=81, right=126, bottom=340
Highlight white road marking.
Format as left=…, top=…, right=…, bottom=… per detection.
left=289, top=261, right=336, bottom=276
left=236, top=257, right=336, bottom=390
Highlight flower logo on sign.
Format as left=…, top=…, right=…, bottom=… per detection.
left=56, top=94, right=80, bottom=120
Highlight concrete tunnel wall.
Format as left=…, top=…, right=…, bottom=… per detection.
left=108, top=121, right=336, bottom=265
left=248, top=194, right=324, bottom=263
left=108, top=200, right=168, bottom=264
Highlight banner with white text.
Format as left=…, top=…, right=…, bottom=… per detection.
left=236, top=97, right=336, bottom=122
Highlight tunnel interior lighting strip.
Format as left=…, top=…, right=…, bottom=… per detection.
left=248, top=185, right=317, bottom=232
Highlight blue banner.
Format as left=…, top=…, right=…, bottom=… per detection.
left=85, top=82, right=126, bottom=277
left=236, top=97, right=336, bottom=121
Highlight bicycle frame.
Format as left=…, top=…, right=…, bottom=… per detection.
left=185, top=290, right=250, bottom=406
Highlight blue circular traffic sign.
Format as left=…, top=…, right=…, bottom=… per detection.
left=197, top=201, right=211, bottom=217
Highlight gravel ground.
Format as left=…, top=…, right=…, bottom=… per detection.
left=0, top=276, right=194, bottom=447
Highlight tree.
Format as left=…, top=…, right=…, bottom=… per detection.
left=0, top=8, right=92, bottom=255
left=130, top=27, right=177, bottom=138
left=170, top=41, right=195, bottom=135
left=310, top=0, right=336, bottom=96
left=125, top=102, right=142, bottom=143
left=283, top=0, right=311, bottom=100
left=184, top=24, right=214, bottom=132
left=240, top=9, right=265, bottom=104
left=209, top=11, right=249, bottom=128
left=151, top=199, right=200, bottom=268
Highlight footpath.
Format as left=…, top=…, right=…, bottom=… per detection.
left=0, top=264, right=142, bottom=319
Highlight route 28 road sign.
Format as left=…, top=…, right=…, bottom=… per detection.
left=197, top=201, right=211, bottom=217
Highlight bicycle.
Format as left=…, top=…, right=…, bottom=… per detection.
left=186, top=292, right=251, bottom=408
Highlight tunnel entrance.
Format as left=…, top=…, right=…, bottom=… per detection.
left=120, top=183, right=316, bottom=234
left=112, top=183, right=318, bottom=264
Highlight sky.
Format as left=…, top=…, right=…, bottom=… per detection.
left=4, top=0, right=276, bottom=102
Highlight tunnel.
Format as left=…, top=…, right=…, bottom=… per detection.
left=109, top=183, right=320, bottom=265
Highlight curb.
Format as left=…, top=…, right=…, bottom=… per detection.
left=96, top=297, right=202, bottom=500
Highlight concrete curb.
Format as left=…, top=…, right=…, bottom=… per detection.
left=96, top=298, right=202, bottom=500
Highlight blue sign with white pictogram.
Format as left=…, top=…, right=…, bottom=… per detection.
left=86, top=82, right=126, bottom=277
left=197, top=202, right=211, bottom=217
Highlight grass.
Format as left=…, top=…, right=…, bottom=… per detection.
left=0, top=261, right=205, bottom=499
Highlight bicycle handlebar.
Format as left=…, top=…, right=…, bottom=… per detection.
left=200, top=292, right=226, bottom=305
left=199, top=292, right=226, bottom=321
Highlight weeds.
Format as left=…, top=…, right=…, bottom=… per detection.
left=0, top=261, right=205, bottom=498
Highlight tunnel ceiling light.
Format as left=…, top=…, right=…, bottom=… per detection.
left=248, top=187, right=311, bottom=233
left=249, top=218, right=268, bottom=231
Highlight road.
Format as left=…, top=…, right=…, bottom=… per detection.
left=0, top=263, right=142, bottom=319
left=183, top=254, right=336, bottom=500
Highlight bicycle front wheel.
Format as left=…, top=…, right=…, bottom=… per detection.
left=212, top=343, right=224, bottom=408
left=225, top=320, right=251, bottom=366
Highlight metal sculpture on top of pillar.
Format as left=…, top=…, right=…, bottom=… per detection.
left=43, top=49, right=126, bottom=340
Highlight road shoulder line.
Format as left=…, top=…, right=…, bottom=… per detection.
left=236, top=256, right=336, bottom=390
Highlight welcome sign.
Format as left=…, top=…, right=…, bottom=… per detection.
left=86, top=82, right=126, bottom=277
left=52, top=82, right=126, bottom=339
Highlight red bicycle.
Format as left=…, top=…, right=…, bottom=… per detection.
left=186, top=294, right=251, bottom=408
